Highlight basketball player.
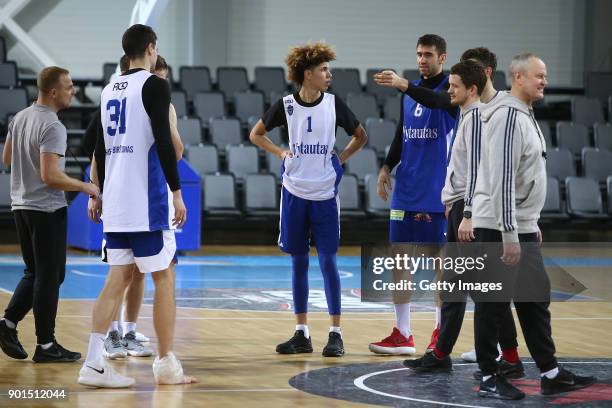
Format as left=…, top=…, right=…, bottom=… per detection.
left=88, top=54, right=184, bottom=361
left=249, top=42, right=367, bottom=357
left=368, top=34, right=456, bottom=355
left=78, top=24, right=195, bottom=387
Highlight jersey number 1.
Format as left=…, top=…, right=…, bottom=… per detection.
left=106, top=98, right=127, bottom=136
left=306, top=116, right=312, bottom=132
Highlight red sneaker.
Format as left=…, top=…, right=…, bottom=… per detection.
left=426, top=326, right=440, bottom=351
left=368, top=327, right=416, bottom=355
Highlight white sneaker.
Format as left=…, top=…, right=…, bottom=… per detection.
left=135, top=331, right=150, bottom=343
left=152, top=352, right=189, bottom=384
left=461, top=349, right=477, bottom=362
left=77, top=359, right=135, bottom=388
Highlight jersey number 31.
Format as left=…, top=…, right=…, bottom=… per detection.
left=106, top=98, right=127, bottom=136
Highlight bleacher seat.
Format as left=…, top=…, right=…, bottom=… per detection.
left=330, top=68, right=361, bottom=101
left=384, top=94, right=402, bottom=123
left=227, top=144, right=259, bottom=180
left=571, top=97, right=605, bottom=127
left=177, top=117, right=202, bottom=145
left=217, top=67, right=249, bottom=101
left=594, top=123, right=612, bottom=151
left=179, top=66, right=212, bottom=100
left=546, top=148, right=576, bottom=180
left=338, top=174, right=365, bottom=218
left=335, top=127, right=352, bottom=151
left=541, top=177, right=569, bottom=219
left=347, top=93, right=379, bottom=123
left=365, top=118, right=395, bottom=155
left=193, top=92, right=225, bottom=125
left=344, top=147, right=378, bottom=181
left=402, top=69, right=420, bottom=83
left=269, top=90, right=290, bottom=104
left=102, top=62, right=117, bottom=84
left=365, top=173, right=391, bottom=216
left=581, top=148, right=612, bottom=183
left=203, top=173, right=241, bottom=216
left=565, top=177, right=608, bottom=219
left=537, top=120, right=553, bottom=147
left=254, top=67, right=286, bottom=102
left=248, top=116, right=284, bottom=145
left=209, top=117, right=242, bottom=150
left=366, top=68, right=397, bottom=103
left=0, top=88, right=28, bottom=126
left=245, top=174, right=278, bottom=216
left=171, top=90, right=188, bottom=118
left=0, top=172, right=11, bottom=208
left=185, top=144, right=219, bottom=175
left=556, top=122, right=590, bottom=156
left=0, top=62, right=18, bottom=88
left=493, top=71, right=507, bottom=90
left=234, top=91, right=264, bottom=124
left=266, top=149, right=285, bottom=178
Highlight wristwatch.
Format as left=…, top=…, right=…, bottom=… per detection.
left=463, top=210, right=472, bottom=219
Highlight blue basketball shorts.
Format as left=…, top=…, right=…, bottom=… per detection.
left=389, top=209, right=447, bottom=244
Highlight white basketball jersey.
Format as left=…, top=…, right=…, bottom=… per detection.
left=100, top=70, right=174, bottom=232
left=282, top=93, right=342, bottom=201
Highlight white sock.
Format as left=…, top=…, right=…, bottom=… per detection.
left=394, top=303, right=411, bottom=337
left=85, top=333, right=106, bottom=365
left=482, top=374, right=493, bottom=382
left=435, top=306, right=441, bottom=328
left=541, top=367, right=559, bottom=379
left=123, top=321, right=136, bottom=334
left=296, top=324, right=309, bottom=339
left=38, top=342, right=53, bottom=350
left=2, top=318, right=16, bottom=329
left=329, top=326, right=342, bottom=338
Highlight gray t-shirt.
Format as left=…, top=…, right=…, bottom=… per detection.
left=9, top=104, right=67, bottom=212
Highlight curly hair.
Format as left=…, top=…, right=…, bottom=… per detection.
left=285, top=41, right=336, bottom=85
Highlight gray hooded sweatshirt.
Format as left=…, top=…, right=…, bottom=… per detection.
left=472, top=92, right=547, bottom=243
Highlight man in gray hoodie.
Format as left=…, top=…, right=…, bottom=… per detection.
left=472, top=53, right=595, bottom=400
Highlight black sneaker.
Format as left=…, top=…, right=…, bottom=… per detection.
left=479, top=374, right=525, bottom=400
left=473, top=359, right=525, bottom=380
left=33, top=341, right=81, bottom=363
left=0, top=319, right=27, bottom=359
left=403, top=350, right=452, bottom=372
left=276, top=330, right=313, bottom=354
left=322, top=332, right=344, bottom=357
left=541, top=367, right=595, bottom=395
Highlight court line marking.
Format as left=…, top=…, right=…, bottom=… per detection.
left=353, top=361, right=612, bottom=408
left=69, top=269, right=354, bottom=281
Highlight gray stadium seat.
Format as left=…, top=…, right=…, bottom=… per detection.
left=245, top=173, right=278, bottom=216
left=0, top=62, right=18, bottom=88
left=209, top=117, right=242, bottom=151
left=330, top=68, right=361, bottom=101
left=608, top=176, right=612, bottom=214
left=541, top=177, right=569, bottom=219
left=177, top=117, right=202, bottom=146
left=594, top=123, right=612, bottom=151
left=546, top=148, right=576, bottom=180
left=0, top=88, right=28, bottom=126
left=537, top=120, right=553, bottom=147
left=344, top=147, right=378, bottom=181
left=102, top=62, right=117, bottom=84
left=493, top=71, right=507, bottom=90
left=365, top=118, right=395, bottom=155
left=185, top=144, right=219, bottom=175
left=335, top=126, right=352, bottom=151
left=171, top=90, right=188, bottom=118
left=179, top=66, right=212, bottom=100
left=193, top=92, right=225, bottom=126
left=248, top=116, right=284, bottom=145
left=217, top=67, right=249, bottom=101
left=571, top=97, right=605, bottom=126
left=269, top=90, right=290, bottom=105
left=0, top=172, right=10, bottom=207
left=203, top=173, right=241, bottom=216
left=234, top=91, right=264, bottom=123
left=384, top=94, right=402, bottom=123
left=254, top=67, right=286, bottom=102
left=266, top=149, right=285, bottom=179
left=365, top=173, right=391, bottom=216
left=366, top=68, right=397, bottom=103
left=584, top=72, right=612, bottom=103
left=347, top=93, right=380, bottom=123
left=565, top=177, right=608, bottom=219
left=556, top=122, right=590, bottom=156
left=581, top=148, right=612, bottom=183
left=338, top=174, right=365, bottom=218
left=402, top=69, right=421, bottom=83
left=227, top=144, right=259, bottom=180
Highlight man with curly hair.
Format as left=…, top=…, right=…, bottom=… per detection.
left=250, top=41, right=367, bottom=357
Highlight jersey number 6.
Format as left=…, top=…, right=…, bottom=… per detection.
left=106, top=98, right=127, bottom=136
